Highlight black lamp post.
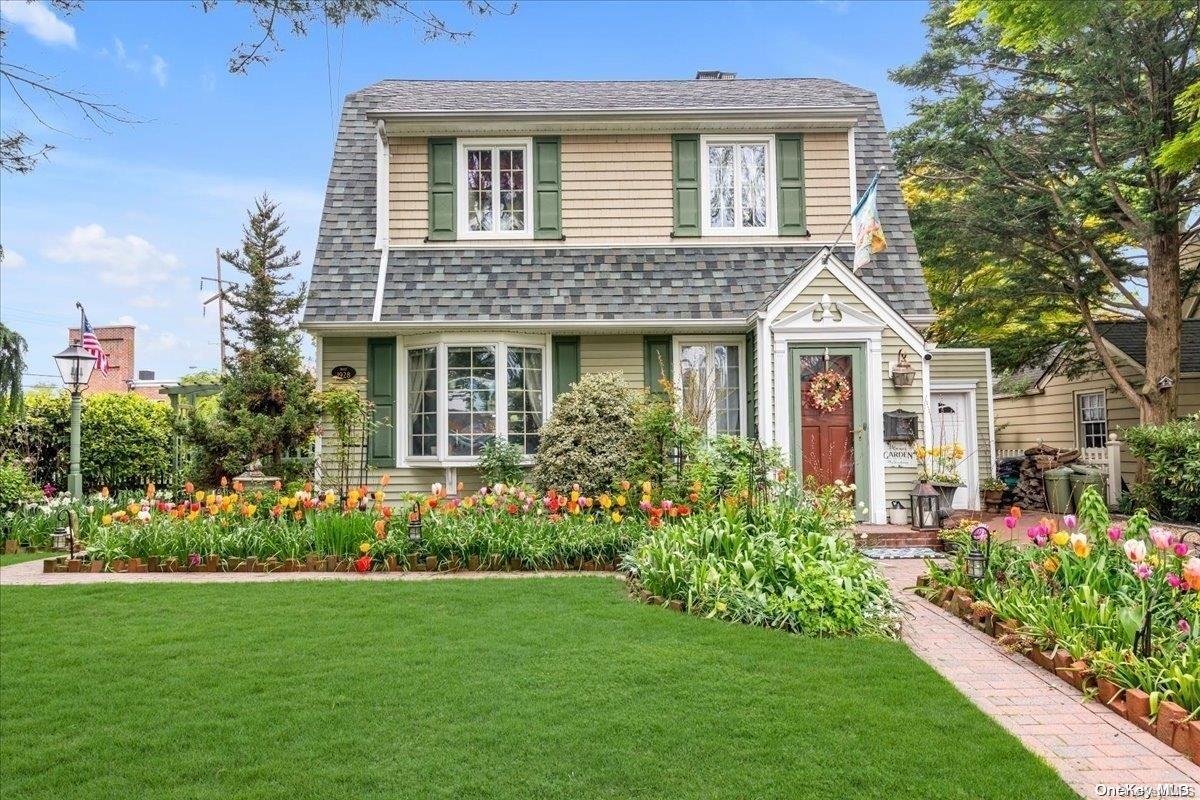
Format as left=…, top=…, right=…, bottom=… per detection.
left=53, top=336, right=96, bottom=498
left=966, top=524, right=991, bottom=582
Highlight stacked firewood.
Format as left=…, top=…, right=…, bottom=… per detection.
left=1013, top=443, right=1079, bottom=510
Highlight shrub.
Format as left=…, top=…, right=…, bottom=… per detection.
left=628, top=388, right=701, bottom=498
left=0, top=390, right=69, bottom=487
left=1124, top=413, right=1200, bottom=522
left=532, top=372, right=639, bottom=495
left=478, top=438, right=525, bottom=487
left=0, top=460, right=37, bottom=515
left=686, top=434, right=785, bottom=498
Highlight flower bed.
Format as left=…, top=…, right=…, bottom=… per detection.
left=920, top=487, right=1200, bottom=765
left=624, top=485, right=900, bottom=638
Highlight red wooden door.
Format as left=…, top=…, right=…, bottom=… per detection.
left=798, top=354, right=855, bottom=487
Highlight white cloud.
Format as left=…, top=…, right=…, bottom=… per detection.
left=150, top=54, right=168, bottom=87
left=0, top=0, right=77, bottom=47
left=130, top=294, right=171, bottom=309
left=44, top=224, right=180, bottom=287
left=113, top=314, right=150, bottom=331
left=0, top=248, right=27, bottom=270
left=144, top=332, right=181, bottom=354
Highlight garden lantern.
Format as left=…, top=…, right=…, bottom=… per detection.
left=910, top=480, right=941, bottom=531
left=53, top=332, right=96, bottom=499
left=966, top=525, right=991, bottom=582
left=51, top=509, right=77, bottom=558
left=407, top=502, right=423, bottom=544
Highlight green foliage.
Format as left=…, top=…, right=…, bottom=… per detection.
left=0, top=390, right=171, bottom=492
left=0, top=321, right=27, bottom=418
left=315, top=379, right=373, bottom=492
left=1124, top=414, right=1200, bottom=522
left=894, top=0, right=1199, bottom=397
left=477, top=438, right=525, bottom=487
left=628, top=387, right=701, bottom=497
left=189, top=197, right=320, bottom=480
left=0, top=460, right=37, bottom=514
left=685, top=435, right=784, bottom=498
left=532, top=372, right=639, bottom=494
left=626, top=490, right=899, bottom=638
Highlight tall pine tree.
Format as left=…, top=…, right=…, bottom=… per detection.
left=194, top=196, right=319, bottom=478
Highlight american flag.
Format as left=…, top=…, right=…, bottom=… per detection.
left=80, top=314, right=109, bottom=376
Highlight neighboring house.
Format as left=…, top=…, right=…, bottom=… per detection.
left=301, top=74, right=996, bottom=523
left=66, top=325, right=174, bottom=401
left=993, top=320, right=1200, bottom=487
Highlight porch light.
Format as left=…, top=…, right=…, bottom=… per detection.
left=911, top=480, right=941, bottom=531
left=890, top=350, right=914, bottom=388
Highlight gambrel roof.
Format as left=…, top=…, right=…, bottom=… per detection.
left=303, top=77, right=933, bottom=325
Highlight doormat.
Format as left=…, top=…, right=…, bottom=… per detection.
left=861, top=547, right=945, bottom=560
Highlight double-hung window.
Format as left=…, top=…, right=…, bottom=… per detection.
left=676, top=338, right=745, bottom=436
left=405, top=336, right=547, bottom=462
left=701, top=136, right=775, bottom=235
left=1077, top=391, right=1108, bottom=449
left=458, top=139, right=532, bottom=239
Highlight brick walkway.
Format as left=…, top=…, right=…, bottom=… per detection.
left=879, top=558, right=1200, bottom=799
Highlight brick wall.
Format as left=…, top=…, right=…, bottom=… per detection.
left=67, top=325, right=136, bottom=395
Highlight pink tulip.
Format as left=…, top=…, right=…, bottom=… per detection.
left=1063, top=514, right=1077, bottom=531
left=1149, top=527, right=1173, bottom=550
left=1179, top=619, right=1191, bottom=635
left=1107, top=525, right=1124, bottom=542
left=1167, top=573, right=1184, bottom=590
left=1123, top=539, right=1147, bottom=563
left=1026, top=524, right=1044, bottom=542
left=1173, top=542, right=1189, bottom=558
left=1133, top=563, right=1152, bottom=580
left=1004, top=515, right=1017, bottom=530
left=1032, top=532, right=1048, bottom=548
left=638, top=500, right=652, bottom=512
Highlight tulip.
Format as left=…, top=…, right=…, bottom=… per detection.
left=1062, top=514, right=1076, bottom=531
left=1124, top=539, right=1147, bottom=563
left=184, top=481, right=194, bottom=494
left=1051, top=530, right=1069, bottom=547
left=1107, top=525, right=1123, bottom=542
left=1009, top=505, right=1022, bottom=519
left=188, top=553, right=201, bottom=567
left=1132, top=563, right=1152, bottom=580
left=611, top=511, right=622, bottom=523
left=1070, top=533, right=1091, bottom=558
left=1167, top=573, right=1184, bottom=590
left=1184, top=557, right=1200, bottom=591
left=1171, top=542, right=1189, bottom=558
left=100, top=486, right=110, bottom=499
left=355, top=555, right=372, bottom=573
left=431, top=482, right=443, bottom=496
left=273, top=480, right=282, bottom=491
left=1179, top=619, right=1192, bottom=635
left=1004, top=515, right=1017, bottom=530
left=1043, top=557, right=1059, bottom=574
left=101, top=514, right=112, bottom=525
left=1149, top=527, right=1173, bottom=550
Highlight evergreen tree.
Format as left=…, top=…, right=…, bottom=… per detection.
left=0, top=321, right=27, bottom=419
left=194, top=196, right=319, bottom=477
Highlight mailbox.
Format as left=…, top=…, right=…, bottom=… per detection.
left=883, top=410, right=919, bottom=442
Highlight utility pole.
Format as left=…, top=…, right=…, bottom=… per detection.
left=200, top=247, right=236, bottom=376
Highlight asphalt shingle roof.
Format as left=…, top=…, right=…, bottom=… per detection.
left=1101, top=320, right=1200, bottom=373
left=303, top=77, right=933, bottom=325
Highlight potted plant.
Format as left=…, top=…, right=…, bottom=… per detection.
left=915, top=439, right=968, bottom=513
left=980, top=478, right=1006, bottom=511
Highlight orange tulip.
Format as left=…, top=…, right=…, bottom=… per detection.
left=234, top=481, right=245, bottom=494
left=273, top=480, right=282, bottom=491
left=1010, top=505, right=1022, bottom=519
left=304, top=481, right=313, bottom=493
left=220, top=476, right=228, bottom=487
left=184, top=481, right=194, bottom=494
left=146, top=482, right=156, bottom=499
left=374, top=519, right=386, bottom=537
left=380, top=474, right=391, bottom=487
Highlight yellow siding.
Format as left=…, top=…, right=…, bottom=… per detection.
left=385, top=132, right=852, bottom=246
left=579, top=335, right=644, bottom=389
left=995, top=365, right=1200, bottom=486
left=388, top=137, right=427, bottom=245
left=929, top=349, right=994, bottom=482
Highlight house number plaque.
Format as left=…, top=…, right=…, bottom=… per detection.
left=330, top=365, right=357, bottom=379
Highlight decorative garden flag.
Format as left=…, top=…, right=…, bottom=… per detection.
left=851, top=172, right=887, bottom=270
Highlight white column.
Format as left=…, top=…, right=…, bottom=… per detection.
left=1106, top=432, right=1121, bottom=507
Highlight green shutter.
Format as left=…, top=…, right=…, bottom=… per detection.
left=746, top=330, right=757, bottom=439
left=427, top=137, right=456, bottom=241
left=776, top=133, right=807, bottom=235
left=551, top=336, right=580, bottom=399
left=366, top=338, right=396, bottom=466
left=672, top=134, right=700, bottom=237
left=643, top=336, right=673, bottom=396
left=533, top=136, right=562, bottom=240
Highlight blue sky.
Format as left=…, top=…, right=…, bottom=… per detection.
left=0, top=0, right=931, bottom=386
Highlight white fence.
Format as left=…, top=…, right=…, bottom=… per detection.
left=997, top=433, right=1122, bottom=507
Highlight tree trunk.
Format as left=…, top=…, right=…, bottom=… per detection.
left=1142, top=229, right=1181, bottom=425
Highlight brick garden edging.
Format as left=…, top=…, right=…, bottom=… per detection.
left=41, top=554, right=622, bottom=576
left=917, top=574, right=1200, bottom=767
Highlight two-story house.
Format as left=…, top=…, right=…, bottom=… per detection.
left=301, top=74, right=997, bottom=523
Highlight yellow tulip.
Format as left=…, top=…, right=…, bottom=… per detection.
left=599, top=493, right=612, bottom=509
left=1043, top=557, right=1059, bottom=573
left=611, top=511, right=622, bottom=523
left=1051, top=531, right=1069, bottom=547
left=374, top=490, right=384, bottom=503
left=359, top=542, right=371, bottom=554
left=127, top=502, right=140, bottom=516
left=616, top=495, right=626, bottom=507
left=195, top=490, right=205, bottom=502
left=570, top=490, right=580, bottom=503
left=101, top=514, right=113, bottom=526
left=484, top=495, right=495, bottom=506
left=642, top=481, right=652, bottom=495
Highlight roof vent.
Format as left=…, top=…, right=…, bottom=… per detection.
left=695, top=70, right=736, bottom=80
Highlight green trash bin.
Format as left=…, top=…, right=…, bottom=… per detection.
left=1043, top=467, right=1074, bottom=514
left=1070, top=466, right=1105, bottom=510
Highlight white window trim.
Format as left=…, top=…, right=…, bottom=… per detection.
left=1075, top=389, right=1108, bottom=450
left=401, top=332, right=548, bottom=466
left=456, top=138, right=534, bottom=241
left=672, top=336, right=748, bottom=437
left=699, top=135, right=778, bottom=237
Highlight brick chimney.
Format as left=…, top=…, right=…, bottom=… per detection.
left=695, top=70, right=736, bottom=80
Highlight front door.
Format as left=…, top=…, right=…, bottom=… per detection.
left=929, top=390, right=978, bottom=510
left=790, top=346, right=869, bottom=517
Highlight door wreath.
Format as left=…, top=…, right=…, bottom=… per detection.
left=806, top=370, right=852, bottom=412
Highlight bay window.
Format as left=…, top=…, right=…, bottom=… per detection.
left=458, top=139, right=531, bottom=238
left=676, top=338, right=745, bottom=436
left=701, top=137, right=775, bottom=235
left=405, top=335, right=547, bottom=462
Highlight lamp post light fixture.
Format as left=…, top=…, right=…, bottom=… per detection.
left=407, top=502, right=423, bottom=545
left=966, top=524, right=991, bottom=582
left=53, top=342, right=96, bottom=499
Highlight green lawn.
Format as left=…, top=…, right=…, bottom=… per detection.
left=0, top=551, right=53, bottom=568
left=0, top=577, right=1073, bottom=800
